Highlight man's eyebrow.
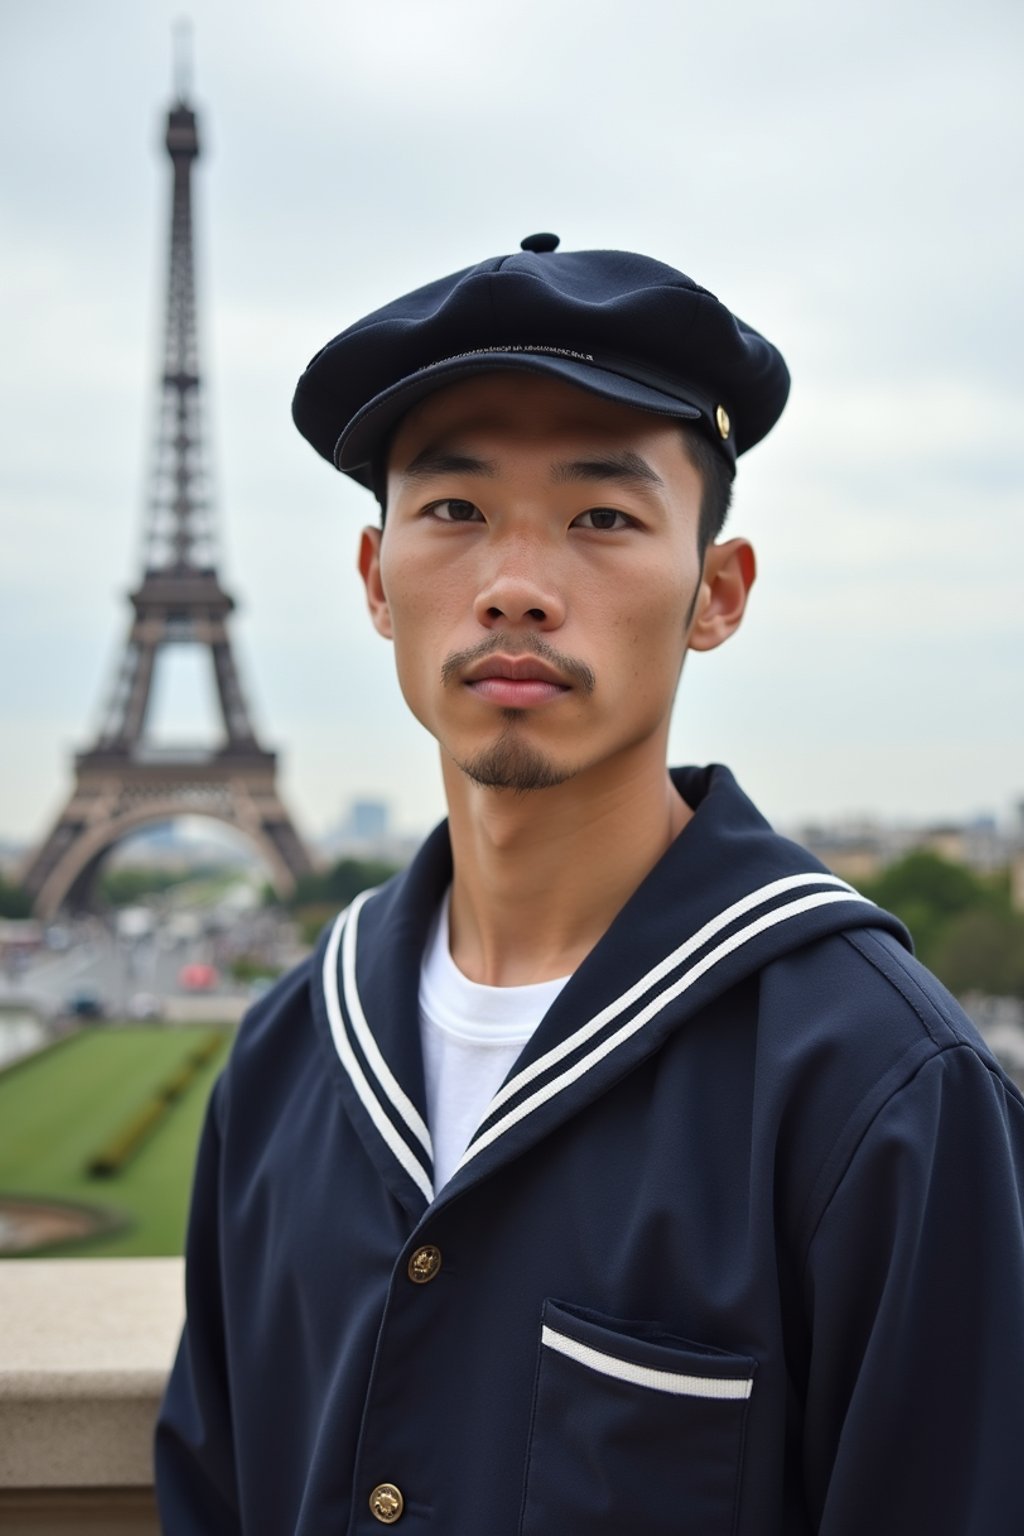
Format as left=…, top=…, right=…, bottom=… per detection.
left=399, top=445, right=499, bottom=481
left=549, top=451, right=665, bottom=489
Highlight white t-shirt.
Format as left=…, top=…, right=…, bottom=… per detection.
left=418, top=890, right=571, bottom=1191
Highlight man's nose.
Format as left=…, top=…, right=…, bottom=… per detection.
left=475, top=549, right=568, bottom=632
left=472, top=543, right=566, bottom=630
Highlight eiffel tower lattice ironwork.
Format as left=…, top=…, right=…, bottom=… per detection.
left=23, top=88, right=313, bottom=918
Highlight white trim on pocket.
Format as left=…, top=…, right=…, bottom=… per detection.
left=541, top=1325, right=754, bottom=1401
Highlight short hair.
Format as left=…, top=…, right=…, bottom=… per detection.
left=377, top=423, right=734, bottom=559
left=680, top=427, right=734, bottom=560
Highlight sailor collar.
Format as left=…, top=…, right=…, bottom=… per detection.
left=310, top=766, right=909, bottom=1217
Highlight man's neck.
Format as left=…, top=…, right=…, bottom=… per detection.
left=442, top=753, right=693, bottom=987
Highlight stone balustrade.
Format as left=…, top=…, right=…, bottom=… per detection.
left=0, top=1258, right=183, bottom=1534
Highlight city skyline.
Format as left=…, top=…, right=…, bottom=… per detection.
left=2, top=0, right=1022, bottom=857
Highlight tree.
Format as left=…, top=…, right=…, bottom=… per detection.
left=930, top=909, right=1024, bottom=1000
left=291, top=858, right=399, bottom=910
left=0, top=874, right=31, bottom=918
left=861, top=850, right=1022, bottom=999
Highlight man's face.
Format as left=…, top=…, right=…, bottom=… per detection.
left=359, top=372, right=752, bottom=795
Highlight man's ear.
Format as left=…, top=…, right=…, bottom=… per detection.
left=358, top=526, right=393, bottom=639
left=686, top=538, right=756, bottom=653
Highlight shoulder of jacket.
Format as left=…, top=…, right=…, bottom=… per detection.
left=838, top=923, right=989, bottom=1054
left=769, top=923, right=1022, bottom=1252
left=756, top=917, right=988, bottom=1060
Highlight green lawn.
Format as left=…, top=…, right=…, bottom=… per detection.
left=0, top=1024, right=229, bottom=1258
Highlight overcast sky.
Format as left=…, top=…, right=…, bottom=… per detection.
left=2, top=0, right=1022, bottom=857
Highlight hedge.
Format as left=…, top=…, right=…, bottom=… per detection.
left=85, top=1029, right=226, bottom=1178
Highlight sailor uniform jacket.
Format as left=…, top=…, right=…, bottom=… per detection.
left=155, top=766, right=1024, bottom=1534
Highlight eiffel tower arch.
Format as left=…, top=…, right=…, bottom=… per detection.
left=22, top=82, right=313, bottom=920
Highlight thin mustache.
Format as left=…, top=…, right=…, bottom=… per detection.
left=441, top=635, right=596, bottom=696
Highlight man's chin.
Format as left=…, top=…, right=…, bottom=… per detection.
left=456, top=729, right=577, bottom=794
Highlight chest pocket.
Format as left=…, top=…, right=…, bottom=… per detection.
left=519, top=1299, right=755, bottom=1536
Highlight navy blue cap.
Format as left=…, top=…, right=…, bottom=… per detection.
left=292, top=236, right=790, bottom=493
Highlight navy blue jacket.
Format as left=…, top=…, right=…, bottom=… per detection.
left=156, top=766, right=1024, bottom=1534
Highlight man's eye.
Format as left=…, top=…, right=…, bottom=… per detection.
left=428, top=499, right=483, bottom=523
left=572, top=508, right=633, bottom=531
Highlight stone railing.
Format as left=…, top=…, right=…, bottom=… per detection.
left=0, top=1258, right=182, bottom=1534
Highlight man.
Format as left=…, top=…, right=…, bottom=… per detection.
left=156, top=237, right=1024, bottom=1534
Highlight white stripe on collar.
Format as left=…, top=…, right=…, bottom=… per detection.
left=483, top=871, right=858, bottom=1124
left=455, top=882, right=872, bottom=1175
left=322, top=899, right=434, bottom=1203
left=327, top=870, right=868, bottom=1199
left=341, top=889, right=433, bottom=1157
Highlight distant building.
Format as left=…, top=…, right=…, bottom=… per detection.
left=794, top=799, right=1024, bottom=909
left=320, top=798, right=419, bottom=868
left=342, top=800, right=391, bottom=846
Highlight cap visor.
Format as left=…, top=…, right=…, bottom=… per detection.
left=335, top=352, right=704, bottom=472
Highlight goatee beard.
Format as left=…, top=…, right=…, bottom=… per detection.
left=457, top=716, right=576, bottom=793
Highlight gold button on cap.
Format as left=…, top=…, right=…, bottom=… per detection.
left=369, top=1482, right=404, bottom=1523
left=715, top=403, right=731, bottom=440
left=407, top=1244, right=442, bottom=1283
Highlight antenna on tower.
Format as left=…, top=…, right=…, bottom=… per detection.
left=173, top=17, right=193, bottom=103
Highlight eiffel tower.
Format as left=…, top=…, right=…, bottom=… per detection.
left=23, top=81, right=313, bottom=918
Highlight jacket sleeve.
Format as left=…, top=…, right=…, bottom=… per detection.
left=801, top=1042, right=1024, bottom=1535
left=154, top=1078, right=242, bottom=1533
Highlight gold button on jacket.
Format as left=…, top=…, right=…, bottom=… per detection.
left=407, top=1244, right=442, bottom=1283
left=369, top=1482, right=404, bottom=1523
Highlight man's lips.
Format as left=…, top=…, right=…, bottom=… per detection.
left=463, top=654, right=573, bottom=707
